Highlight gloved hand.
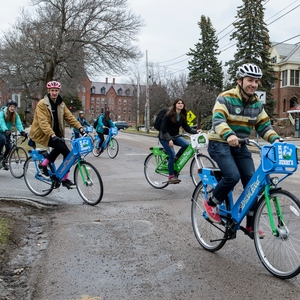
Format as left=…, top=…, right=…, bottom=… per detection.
left=4, top=130, right=11, bottom=137
left=51, top=136, right=61, bottom=143
left=20, top=131, right=28, bottom=138
left=80, top=128, right=86, bottom=136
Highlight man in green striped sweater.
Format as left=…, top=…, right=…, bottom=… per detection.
left=204, top=63, right=280, bottom=238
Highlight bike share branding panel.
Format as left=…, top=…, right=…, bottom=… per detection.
left=262, top=142, right=298, bottom=172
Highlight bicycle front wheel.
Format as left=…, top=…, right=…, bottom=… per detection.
left=190, top=153, right=216, bottom=186
left=254, top=189, right=300, bottom=279
left=92, top=139, right=100, bottom=157
left=9, top=146, right=28, bottom=178
left=107, top=138, right=119, bottom=159
left=23, top=157, right=53, bottom=196
left=191, top=181, right=228, bottom=252
left=144, top=153, right=169, bottom=189
left=74, top=161, right=103, bottom=205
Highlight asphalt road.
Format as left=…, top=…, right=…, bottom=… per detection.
left=1, top=129, right=300, bottom=299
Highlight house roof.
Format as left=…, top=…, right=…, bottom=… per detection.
left=272, top=42, right=300, bottom=63
left=91, top=82, right=137, bottom=96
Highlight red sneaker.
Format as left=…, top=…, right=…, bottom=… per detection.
left=246, top=227, right=265, bottom=239
left=204, top=200, right=221, bottom=223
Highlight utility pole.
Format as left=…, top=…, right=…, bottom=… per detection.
left=136, top=72, right=140, bottom=130
left=145, top=50, right=150, bottom=133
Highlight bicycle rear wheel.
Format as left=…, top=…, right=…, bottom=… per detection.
left=23, top=157, right=53, bottom=196
left=191, top=181, right=228, bottom=252
left=92, top=139, right=100, bottom=157
left=254, top=189, right=300, bottom=279
left=74, top=161, right=103, bottom=205
left=144, top=153, right=169, bottom=189
left=190, top=153, right=216, bottom=186
left=107, top=137, right=119, bottom=158
left=9, top=146, right=28, bottom=178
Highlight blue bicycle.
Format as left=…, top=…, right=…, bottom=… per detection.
left=92, top=127, right=119, bottom=158
left=23, top=136, right=103, bottom=205
left=191, top=139, right=300, bottom=279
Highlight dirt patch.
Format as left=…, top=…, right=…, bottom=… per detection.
left=0, top=200, right=55, bottom=300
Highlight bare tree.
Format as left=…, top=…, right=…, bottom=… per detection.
left=0, top=0, right=144, bottom=97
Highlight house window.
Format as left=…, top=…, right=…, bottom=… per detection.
left=82, top=87, right=86, bottom=92
left=101, top=87, right=106, bottom=94
left=96, top=98, right=100, bottom=104
left=118, top=99, right=121, bottom=105
left=271, top=56, right=277, bottom=64
left=96, top=106, right=99, bottom=112
left=91, top=97, right=94, bottom=103
left=118, top=107, right=121, bottom=113
left=125, top=89, right=130, bottom=96
left=124, top=99, right=127, bottom=105
left=123, top=107, right=126, bottom=113
left=91, top=86, right=95, bottom=94
left=290, top=70, right=300, bottom=86
left=117, top=88, right=122, bottom=95
left=281, top=70, right=288, bottom=87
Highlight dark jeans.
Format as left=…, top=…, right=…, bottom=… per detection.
left=0, top=132, right=12, bottom=160
left=208, top=141, right=255, bottom=211
left=159, top=136, right=189, bottom=175
left=47, top=138, right=70, bottom=163
left=97, top=128, right=109, bottom=148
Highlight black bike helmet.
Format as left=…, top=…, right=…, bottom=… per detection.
left=236, top=63, right=262, bottom=79
left=7, top=99, right=18, bottom=107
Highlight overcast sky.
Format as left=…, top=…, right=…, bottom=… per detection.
left=1, top=0, right=300, bottom=82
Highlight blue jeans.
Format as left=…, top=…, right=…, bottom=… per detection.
left=159, top=136, right=189, bottom=176
left=0, top=132, right=12, bottom=160
left=208, top=141, right=255, bottom=206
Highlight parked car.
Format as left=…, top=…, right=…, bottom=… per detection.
left=114, top=121, right=129, bottom=130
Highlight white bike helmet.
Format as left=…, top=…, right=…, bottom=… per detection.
left=236, top=63, right=262, bottom=79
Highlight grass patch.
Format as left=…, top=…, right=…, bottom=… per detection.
left=0, top=218, right=11, bottom=244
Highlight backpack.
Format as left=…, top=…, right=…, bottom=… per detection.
left=93, top=116, right=99, bottom=129
left=154, top=108, right=168, bottom=131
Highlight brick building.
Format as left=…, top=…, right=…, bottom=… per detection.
left=270, top=42, right=300, bottom=123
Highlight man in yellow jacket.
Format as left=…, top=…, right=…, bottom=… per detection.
left=30, top=81, right=84, bottom=189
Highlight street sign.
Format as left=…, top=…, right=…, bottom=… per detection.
left=256, top=91, right=266, bottom=104
left=187, top=110, right=196, bottom=123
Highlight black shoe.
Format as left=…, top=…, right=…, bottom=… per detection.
left=2, top=161, right=9, bottom=171
left=38, top=163, right=49, bottom=176
left=61, top=179, right=76, bottom=189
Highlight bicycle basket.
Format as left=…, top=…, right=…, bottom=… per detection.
left=85, top=126, right=93, bottom=133
left=190, top=133, right=208, bottom=149
left=261, top=142, right=298, bottom=173
left=110, top=127, right=118, bottom=136
left=72, top=136, right=93, bottom=155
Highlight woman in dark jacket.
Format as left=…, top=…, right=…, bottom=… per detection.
left=159, top=98, right=197, bottom=184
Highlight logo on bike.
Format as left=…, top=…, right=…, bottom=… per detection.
left=278, top=145, right=294, bottom=165
left=198, top=135, right=206, bottom=144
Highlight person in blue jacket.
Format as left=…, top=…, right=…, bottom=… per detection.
left=0, top=99, right=28, bottom=170
left=73, top=111, right=90, bottom=139
left=95, top=110, right=116, bottom=154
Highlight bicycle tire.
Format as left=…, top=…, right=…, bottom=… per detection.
left=9, top=146, right=28, bottom=178
left=253, top=189, right=300, bottom=279
left=144, top=153, right=169, bottom=189
left=23, top=157, right=53, bottom=196
left=74, top=161, right=103, bottom=205
left=92, top=139, right=100, bottom=157
left=190, top=153, right=216, bottom=186
left=107, top=137, right=119, bottom=159
left=191, top=181, right=229, bottom=252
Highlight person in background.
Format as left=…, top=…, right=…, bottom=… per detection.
left=29, top=81, right=85, bottom=189
left=73, top=111, right=90, bottom=139
left=205, top=63, right=280, bottom=238
left=159, top=98, right=197, bottom=184
left=0, top=99, right=28, bottom=170
left=95, top=110, right=116, bottom=154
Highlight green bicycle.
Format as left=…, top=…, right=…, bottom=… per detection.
left=144, top=132, right=216, bottom=188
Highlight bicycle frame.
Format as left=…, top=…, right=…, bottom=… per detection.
left=95, top=127, right=118, bottom=149
left=200, top=141, right=298, bottom=233
left=29, top=136, right=93, bottom=183
left=150, top=132, right=208, bottom=174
